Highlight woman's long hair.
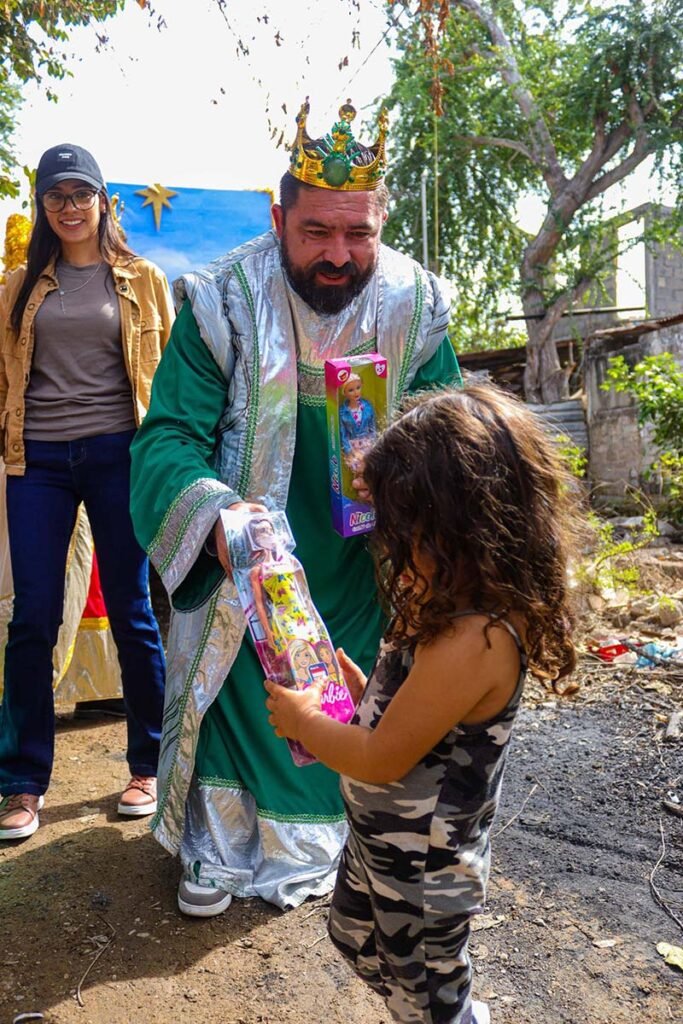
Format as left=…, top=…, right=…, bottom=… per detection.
left=364, top=382, right=581, bottom=681
left=10, top=187, right=136, bottom=335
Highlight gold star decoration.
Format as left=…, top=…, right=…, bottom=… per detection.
left=135, top=182, right=178, bottom=230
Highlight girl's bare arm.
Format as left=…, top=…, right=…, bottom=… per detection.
left=265, top=617, right=521, bottom=784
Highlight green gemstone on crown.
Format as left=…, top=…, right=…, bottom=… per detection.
left=322, top=154, right=351, bottom=187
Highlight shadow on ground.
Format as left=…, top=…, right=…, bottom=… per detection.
left=2, top=681, right=683, bottom=1023
left=0, top=715, right=383, bottom=1024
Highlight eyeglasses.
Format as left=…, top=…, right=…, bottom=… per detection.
left=41, top=189, right=99, bottom=213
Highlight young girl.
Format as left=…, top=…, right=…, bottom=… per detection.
left=265, top=383, right=578, bottom=1024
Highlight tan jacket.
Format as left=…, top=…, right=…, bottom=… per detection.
left=0, top=256, right=174, bottom=475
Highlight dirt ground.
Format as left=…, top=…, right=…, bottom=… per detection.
left=2, top=559, right=683, bottom=1023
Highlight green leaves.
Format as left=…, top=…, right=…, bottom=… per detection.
left=384, top=1, right=683, bottom=385
left=0, top=1, right=127, bottom=200
left=579, top=505, right=659, bottom=595
left=603, top=353, right=683, bottom=523
left=603, top=353, right=683, bottom=453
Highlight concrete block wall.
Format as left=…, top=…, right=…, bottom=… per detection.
left=644, top=208, right=683, bottom=319
left=645, top=242, right=683, bottom=318
left=584, top=323, right=683, bottom=507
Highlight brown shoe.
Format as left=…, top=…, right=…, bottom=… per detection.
left=0, top=793, right=44, bottom=840
left=117, top=775, right=157, bottom=817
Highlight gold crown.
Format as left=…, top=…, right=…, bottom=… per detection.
left=288, top=99, right=388, bottom=192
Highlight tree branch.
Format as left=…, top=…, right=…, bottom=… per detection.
left=585, top=136, right=655, bottom=202
left=568, top=274, right=597, bottom=311
left=454, top=0, right=566, bottom=192
left=549, top=281, right=590, bottom=329
left=452, top=133, right=536, bottom=162
left=577, top=85, right=656, bottom=191
left=531, top=275, right=594, bottom=338
left=582, top=88, right=658, bottom=201
left=521, top=190, right=585, bottom=280
left=596, top=118, right=635, bottom=172
left=524, top=83, right=659, bottom=275
left=600, top=89, right=655, bottom=164
left=576, top=110, right=618, bottom=184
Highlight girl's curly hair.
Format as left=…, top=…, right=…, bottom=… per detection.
left=363, top=382, right=580, bottom=681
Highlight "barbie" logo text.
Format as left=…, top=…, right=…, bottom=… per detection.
left=322, top=683, right=353, bottom=708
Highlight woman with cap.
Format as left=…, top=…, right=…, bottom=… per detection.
left=0, top=143, right=172, bottom=839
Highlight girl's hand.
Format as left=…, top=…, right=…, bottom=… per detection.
left=336, top=647, right=367, bottom=704
left=264, top=678, right=324, bottom=741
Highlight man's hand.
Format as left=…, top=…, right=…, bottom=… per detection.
left=213, top=501, right=268, bottom=578
left=264, top=678, right=324, bottom=741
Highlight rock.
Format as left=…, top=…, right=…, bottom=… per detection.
left=656, top=519, right=678, bottom=537
left=657, top=601, right=683, bottom=628
left=89, top=892, right=111, bottom=909
left=604, top=587, right=631, bottom=608
left=629, top=595, right=657, bottom=618
left=664, top=711, right=683, bottom=742
left=610, top=516, right=646, bottom=530
left=610, top=610, right=632, bottom=629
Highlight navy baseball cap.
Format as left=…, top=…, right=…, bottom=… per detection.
left=35, top=144, right=104, bottom=194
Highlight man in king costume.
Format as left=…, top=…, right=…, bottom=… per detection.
left=129, top=99, right=461, bottom=916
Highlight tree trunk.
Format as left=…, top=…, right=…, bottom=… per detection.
left=523, top=307, right=572, bottom=404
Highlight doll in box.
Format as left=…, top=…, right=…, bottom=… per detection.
left=223, top=509, right=357, bottom=766
left=325, top=354, right=387, bottom=538
left=339, top=373, right=377, bottom=472
left=248, top=516, right=312, bottom=659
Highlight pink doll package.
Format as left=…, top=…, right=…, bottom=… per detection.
left=325, top=353, right=388, bottom=537
left=219, top=508, right=356, bottom=766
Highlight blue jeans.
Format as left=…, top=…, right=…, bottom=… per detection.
left=0, top=430, right=166, bottom=796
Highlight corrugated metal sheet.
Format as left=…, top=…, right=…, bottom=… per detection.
left=586, top=311, right=683, bottom=347
left=527, top=398, right=588, bottom=452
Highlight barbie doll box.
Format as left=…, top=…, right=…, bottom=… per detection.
left=324, top=352, right=388, bottom=538
left=220, top=509, right=356, bottom=766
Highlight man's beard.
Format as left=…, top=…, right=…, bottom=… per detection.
left=280, top=238, right=376, bottom=315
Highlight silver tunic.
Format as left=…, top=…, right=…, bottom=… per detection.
left=148, top=230, right=452, bottom=907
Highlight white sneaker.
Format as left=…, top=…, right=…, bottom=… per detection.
left=177, top=879, right=233, bottom=917
left=473, top=1001, right=491, bottom=1024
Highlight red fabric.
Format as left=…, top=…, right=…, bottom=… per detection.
left=82, top=552, right=108, bottom=620
left=590, top=640, right=628, bottom=662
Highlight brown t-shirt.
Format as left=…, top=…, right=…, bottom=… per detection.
left=24, top=261, right=136, bottom=441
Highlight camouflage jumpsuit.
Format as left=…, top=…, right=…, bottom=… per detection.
left=328, top=617, right=526, bottom=1024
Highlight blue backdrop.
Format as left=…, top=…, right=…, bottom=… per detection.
left=107, top=182, right=273, bottom=285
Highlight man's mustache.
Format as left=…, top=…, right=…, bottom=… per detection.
left=308, top=260, right=359, bottom=281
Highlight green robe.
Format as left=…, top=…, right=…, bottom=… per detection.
left=132, top=299, right=460, bottom=900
